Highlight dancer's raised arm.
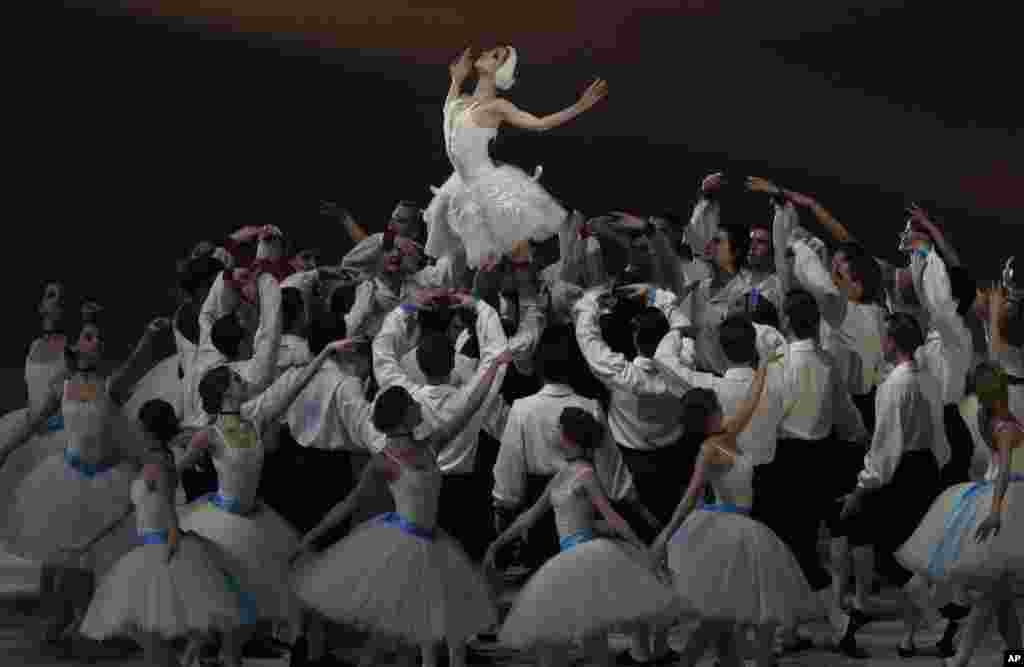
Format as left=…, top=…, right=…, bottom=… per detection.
left=490, top=78, right=608, bottom=133
left=448, top=47, right=473, bottom=105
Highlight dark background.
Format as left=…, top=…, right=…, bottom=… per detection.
left=3, top=1, right=1020, bottom=377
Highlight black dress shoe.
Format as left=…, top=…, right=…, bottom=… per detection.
left=291, top=636, right=309, bottom=666
left=897, top=642, right=916, bottom=658
left=834, top=609, right=873, bottom=659
left=243, top=636, right=288, bottom=658
left=615, top=649, right=652, bottom=665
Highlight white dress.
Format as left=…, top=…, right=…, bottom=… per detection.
left=3, top=379, right=144, bottom=576
left=0, top=340, right=70, bottom=523
left=499, top=462, right=676, bottom=647
left=897, top=416, right=1024, bottom=592
left=291, top=451, right=496, bottom=643
left=176, top=415, right=301, bottom=629
left=666, top=451, right=820, bottom=626
left=424, top=97, right=566, bottom=269
left=80, top=473, right=242, bottom=640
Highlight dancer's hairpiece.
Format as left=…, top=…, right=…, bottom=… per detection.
left=495, top=47, right=518, bottom=91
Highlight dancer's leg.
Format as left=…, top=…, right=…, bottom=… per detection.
left=947, top=596, right=997, bottom=667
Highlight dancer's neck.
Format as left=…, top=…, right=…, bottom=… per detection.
left=472, top=76, right=498, bottom=101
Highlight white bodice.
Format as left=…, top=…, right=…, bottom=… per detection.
left=130, top=476, right=174, bottom=535
left=25, top=340, right=67, bottom=414
left=705, top=450, right=755, bottom=509
left=549, top=462, right=598, bottom=539
left=444, top=99, right=498, bottom=182
left=61, top=380, right=113, bottom=462
left=387, top=457, right=443, bottom=530
left=211, top=417, right=265, bottom=513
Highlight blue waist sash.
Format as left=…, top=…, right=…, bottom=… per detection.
left=927, top=473, right=1024, bottom=579
left=559, top=529, right=596, bottom=552
left=64, top=449, right=118, bottom=478
left=378, top=512, right=434, bottom=542
left=45, top=414, right=64, bottom=432
left=700, top=502, right=752, bottom=516
left=141, top=530, right=170, bottom=545
left=204, top=492, right=248, bottom=516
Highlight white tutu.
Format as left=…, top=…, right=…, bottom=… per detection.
left=897, top=479, right=1024, bottom=591
left=0, top=410, right=67, bottom=545
left=292, top=514, right=496, bottom=643
left=424, top=165, right=566, bottom=270
left=4, top=451, right=139, bottom=575
left=667, top=509, right=820, bottom=626
left=178, top=497, right=301, bottom=628
left=122, top=354, right=183, bottom=421
left=80, top=533, right=241, bottom=640
left=499, top=537, right=675, bottom=647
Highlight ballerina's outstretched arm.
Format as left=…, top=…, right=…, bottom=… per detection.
left=490, top=78, right=608, bottom=132
left=483, top=475, right=557, bottom=570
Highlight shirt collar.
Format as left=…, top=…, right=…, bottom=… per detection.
left=633, top=356, right=656, bottom=371
left=723, top=366, right=756, bottom=380
left=539, top=383, right=575, bottom=397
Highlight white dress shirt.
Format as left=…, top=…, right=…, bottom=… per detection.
left=858, top=361, right=950, bottom=490
left=753, top=323, right=787, bottom=364
left=573, top=290, right=685, bottom=450
left=277, top=334, right=312, bottom=373
left=372, top=298, right=508, bottom=475
left=690, top=269, right=756, bottom=374
left=654, top=330, right=786, bottom=465
left=778, top=339, right=867, bottom=443
left=493, top=384, right=634, bottom=507
left=912, top=248, right=973, bottom=406
left=183, top=272, right=283, bottom=428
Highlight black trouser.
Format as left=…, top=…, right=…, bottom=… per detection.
left=852, top=389, right=877, bottom=439
left=180, top=457, right=219, bottom=503
left=940, top=403, right=974, bottom=489
left=616, top=441, right=697, bottom=544
left=752, top=437, right=833, bottom=591
left=833, top=450, right=942, bottom=588
left=438, top=472, right=494, bottom=563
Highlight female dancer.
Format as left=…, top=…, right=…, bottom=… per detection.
left=649, top=354, right=820, bottom=667
left=424, top=46, right=608, bottom=269
left=0, top=310, right=171, bottom=645
left=174, top=337, right=355, bottom=667
left=71, top=433, right=241, bottom=667
left=0, top=283, right=71, bottom=524
left=897, top=360, right=1023, bottom=665
left=289, top=350, right=511, bottom=667
left=486, top=407, right=675, bottom=667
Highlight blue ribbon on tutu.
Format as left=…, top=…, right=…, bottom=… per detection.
left=64, top=449, right=118, bottom=478
left=221, top=571, right=259, bottom=626
left=203, top=492, right=247, bottom=516
left=141, top=530, right=170, bottom=545
left=927, top=474, right=1023, bottom=579
left=45, top=413, right=64, bottom=432
left=671, top=502, right=752, bottom=545
left=559, top=529, right=596, bottom=552
left=378, top=512, right=435, bottom=541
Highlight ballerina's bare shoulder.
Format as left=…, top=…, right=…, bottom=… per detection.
left=460, top=99, right=504, bottom=129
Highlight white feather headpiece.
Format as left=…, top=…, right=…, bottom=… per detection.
left=495, top=47, right=518, bottom=91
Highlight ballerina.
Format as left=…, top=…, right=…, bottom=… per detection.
left=0, top=310, right=172, bottom=645
left=485, top=407, right=675, bottom=667
left=424, top=46, right=608, bottom=270
left=174, top=337, right=356, bottom=667
left=897, top=358, right=1023, bottom=666
left=70, top=440, right=241, bottom=667
left=649, top=353, right=821, bottom=667
left=289, top=350, right=510, bottom=667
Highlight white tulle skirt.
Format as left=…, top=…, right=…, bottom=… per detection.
left=292, top=513, right=496, bottom=644
left=667, top=509, right=820, bottom=627
left=177, top=497, right=301, bottom=629
left=0, top=411, right=67, bottom=545
left=424, top=165, right=566, bottom=269
left=80, top=533, right=242, bottom=640
left=122, top=355, right=183, bottom=421
left=499, top=536, right=676, bottom=648
left=897, top=478, right=1024, bottom=592
left=4, top=451, right=139, bottom=576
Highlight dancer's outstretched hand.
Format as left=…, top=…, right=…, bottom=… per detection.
left=701, top=172, right=726, bottom=194
left=450, top=47, right=474, bottom=82
left=745, top=176, right=780, bottom=196
left=974, top=513, right=1001, bottom=543
left=578, top=78, right=609, bottom=110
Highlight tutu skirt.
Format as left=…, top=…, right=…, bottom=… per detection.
left=0, top=410, right=67, bottom=545
left=123, top=354, right=183, bottom=421
left=896, top=477, right=1024, bottom=592
left=80, top=532, right=241, bottom=640
left=177, top=495, right=301, bottom=628
left=425, top=165, right=566, bottom=269
left=667, top=506, right=820, bottom=626
left=499, top=534, right=675, bottom=648
left=4, top=450, right=139, bottom=576
left=292, top=513, right=496, bottom=644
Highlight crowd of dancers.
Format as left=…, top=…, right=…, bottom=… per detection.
left=0, top=45, right=1021, bottom=667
